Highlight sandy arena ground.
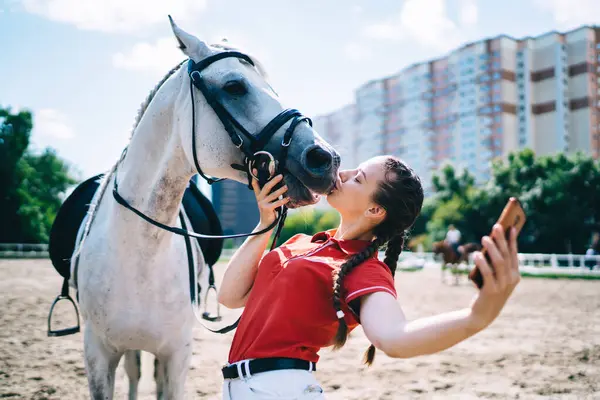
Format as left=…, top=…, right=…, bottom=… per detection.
left=1, top=259, right=599, bottom=399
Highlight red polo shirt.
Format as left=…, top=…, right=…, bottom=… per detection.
left=227, top=229, right=397, bottom=364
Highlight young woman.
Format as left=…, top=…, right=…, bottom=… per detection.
left=218, top=155, right=521, bottom=399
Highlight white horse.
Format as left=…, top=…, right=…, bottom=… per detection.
left=72, top=18, right=339, bottom=399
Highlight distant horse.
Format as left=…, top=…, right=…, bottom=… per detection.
left=432, top=241, right=481, bottom=285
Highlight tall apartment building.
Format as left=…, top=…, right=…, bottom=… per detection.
left=314, top=25, right=600, bottom=191
left=355, top=80, right=387, bottom=163
left=313, top=104, right=357, bottom=169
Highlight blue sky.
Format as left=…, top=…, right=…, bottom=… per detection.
left=1, top=0, right=599, bottom=178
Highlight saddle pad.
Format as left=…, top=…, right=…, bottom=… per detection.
left=182, top=182, right=223, bottom=266
left=49, top=174, right=104, bottom=279
left=49, top=174, right=224, bottom=280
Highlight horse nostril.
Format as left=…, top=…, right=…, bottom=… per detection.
left=305, top=147, right=333, bottom=172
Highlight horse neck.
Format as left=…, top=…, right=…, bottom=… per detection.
left=116, top=70, right=195, bottom=230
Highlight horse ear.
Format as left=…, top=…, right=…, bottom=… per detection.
left=168, top=15, right=211, bottom=60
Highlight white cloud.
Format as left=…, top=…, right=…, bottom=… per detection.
left=113, top=33, right=272, bottom=75
left=113, top=37, right=185, bottom=74
left=34, top=109, right=75, bottom=139
left=459, top=0, right=478, bottom=25
left=533, top=0, right=600, bottom=29
left=343, top=42, right=371, bottom=61
left=20, top=0, right=207, bottom=32
left=362, top=0, right=478, bottom=52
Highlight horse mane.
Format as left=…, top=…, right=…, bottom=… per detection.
left=129, top=59, right=187, bottom=140
left=73, top=59, right=187, bottom=261
left=72, top=44, right=266, bottom=263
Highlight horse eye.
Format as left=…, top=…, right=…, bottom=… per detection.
left=223, top=80, right=247, bottom=96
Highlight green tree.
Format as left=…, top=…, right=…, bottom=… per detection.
left=15, top=149, right=77, bottom=242
left=1, top=107, right=33, bottom=242
left=419, top=149, right=600, bottom=254
left=431, top=163, right=475, bottom=202
left=464, top=149, right=600, bottom=253
left=0, top=106, right=77, bottom=243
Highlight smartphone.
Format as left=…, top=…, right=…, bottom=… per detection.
left=468, top=197, right=527, bottom=289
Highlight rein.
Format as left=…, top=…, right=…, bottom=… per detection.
left=107, top=51, right=313, bottom=333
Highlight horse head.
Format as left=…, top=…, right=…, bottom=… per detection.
left=169, top=18, right=339, bottom=208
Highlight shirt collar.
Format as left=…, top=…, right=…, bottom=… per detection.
left=310, top=229, right=372, bottom=255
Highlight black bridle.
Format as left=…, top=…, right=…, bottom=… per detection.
left=109, top=52, right=313, bottom=331
left=52, top=51, right=315, bottom=338
left=113, top=51, right=312, bottom=243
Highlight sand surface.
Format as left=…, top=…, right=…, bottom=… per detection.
left=1, top=259, right=599, bottom=399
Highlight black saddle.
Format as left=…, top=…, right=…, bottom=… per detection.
left=49, top=174, right=223, bottom=280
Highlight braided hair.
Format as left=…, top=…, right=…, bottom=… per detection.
left=331, top=157, right=423, bottom=365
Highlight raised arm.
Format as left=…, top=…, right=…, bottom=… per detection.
left=360, top=224, right=520, bottom=358
left=217, top=175, right=289, bottom=309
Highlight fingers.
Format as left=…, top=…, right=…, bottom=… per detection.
left=491, top=224, right=510, bottom=261
left=264, top=185, right=288, bottom=203
left=261, top=174, right=284, bottom=196
left=253, top=173, right=284, bottom=201
left=508, top=228, right=521, bottom=285
left=269, top=197, right=290, bottom=210
left=482, top=233, right=507, bottom=290
left=474, top=251, right=498, bottom=293
left=508, top=227, right=519, bottom=272
left=251, top=176, right=260, bottom=197
left=260, top=196, right=290, bottom=212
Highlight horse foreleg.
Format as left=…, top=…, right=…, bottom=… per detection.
left=451, top=264, right=459, bottom=286
left=83, top=325, right=122, bottom=400
left=154, top=357, right=165, bottom=400
left=124, top=350, right=141, bottom=400
left=159, top=343, right=192, bottom=400
left=441, top=263, right=446, bottom=283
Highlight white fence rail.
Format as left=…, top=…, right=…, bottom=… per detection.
left=2, top=244, right=600, bottom=276
left=0, top=243, right=49, bottom=258
left=394, top=250, right=600, bottom=276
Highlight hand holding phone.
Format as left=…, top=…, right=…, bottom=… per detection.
left=469, top=197, right=526, bottom=288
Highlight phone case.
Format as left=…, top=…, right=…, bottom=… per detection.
left=468, top=197, right=527, bottom=288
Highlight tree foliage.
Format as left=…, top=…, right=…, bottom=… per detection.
left=0, top=106, right=77, bottom=243
left=416, top=149, right=600, bottom=254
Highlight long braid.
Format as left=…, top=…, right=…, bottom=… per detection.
left=330, top=156, right=424, bottom=366
left=332, top=236, right=387, bottom=349
left=363, top=233, right=406, bottom=365
left=384, top=234, right=405, bottom=278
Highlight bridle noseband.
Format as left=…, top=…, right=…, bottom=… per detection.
left=187, top=51, right=312, bottom=188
